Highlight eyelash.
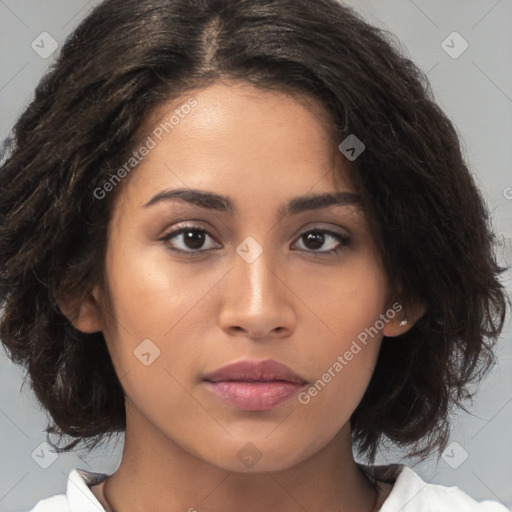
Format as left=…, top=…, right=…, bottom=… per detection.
left=159, top=224, right=351, bottom=257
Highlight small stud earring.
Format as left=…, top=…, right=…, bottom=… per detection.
left=400, top=317, right=408, bottom=327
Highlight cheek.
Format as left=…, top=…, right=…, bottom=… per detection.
left=98, top=241, right=185, bottom=376
left=290, top=252, right=387, bottom=409
left=99, top=243, right=210, bottom=427
left=103, top=236, right=223, bottom=338
left=291, top=250, right=388, bottom=348
left=296, top=316, right=383, bottom=437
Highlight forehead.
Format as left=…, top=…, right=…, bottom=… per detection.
left=115, top=81, right=358, bottom=213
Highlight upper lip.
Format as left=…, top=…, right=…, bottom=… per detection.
left=203, top=359, right=307, bottom=384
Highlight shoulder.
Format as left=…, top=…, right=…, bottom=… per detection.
left=360, top=464, right=510, bottom=512
left=25, top=469, right=108, bottom=512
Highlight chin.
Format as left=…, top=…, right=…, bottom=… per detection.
left=197, top=435, right=321, bottom=474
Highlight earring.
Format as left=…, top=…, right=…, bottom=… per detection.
left=400, top=317, right=408, bottom=327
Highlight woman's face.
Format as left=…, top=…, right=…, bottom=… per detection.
left=89, top=81, right=402, bottom=472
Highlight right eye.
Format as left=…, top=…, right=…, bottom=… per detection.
left=159, top=225, right=222, bottom=254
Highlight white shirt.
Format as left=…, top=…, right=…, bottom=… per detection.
left=26, top=464, right=510, bottom=512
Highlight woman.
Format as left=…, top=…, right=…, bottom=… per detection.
left=0, top=0, right=508, bottom=510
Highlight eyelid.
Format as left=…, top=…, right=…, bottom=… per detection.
left=291, top=221, right=350, bottom=239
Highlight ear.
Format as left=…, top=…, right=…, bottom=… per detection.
left=57, top=284, right=104, bottom=333
left=382, top=300, right=426, bottom=338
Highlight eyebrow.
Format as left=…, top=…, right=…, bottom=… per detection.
left=143, top=188, right=360, bottom=219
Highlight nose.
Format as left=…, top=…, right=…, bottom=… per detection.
left=218, top=243, right=296, bottom=340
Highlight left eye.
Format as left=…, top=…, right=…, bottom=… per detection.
left=160, top=226, right=350, bottom=255
left=292, top=229, right=350, bottom=254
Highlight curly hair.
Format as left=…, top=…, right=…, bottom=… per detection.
left=0, top=0, right=508, bottom=461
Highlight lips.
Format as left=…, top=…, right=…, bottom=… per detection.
left=203, top=359, right=307, bottom=411
left=204, top=359, right=307, bottom=384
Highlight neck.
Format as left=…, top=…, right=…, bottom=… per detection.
left=92, top=406, right=376, bottom=512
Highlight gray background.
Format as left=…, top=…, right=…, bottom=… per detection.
left=0, top=1, right=511, bottom=510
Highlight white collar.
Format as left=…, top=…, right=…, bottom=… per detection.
left=66, top=469, right=107, bottom=511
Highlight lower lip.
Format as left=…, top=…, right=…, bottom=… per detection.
left=205, top=381, right=305, bottom=411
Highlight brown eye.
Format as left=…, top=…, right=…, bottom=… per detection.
left=181, top=229, right=207, bottom=250
left=293, top=229, right=350, bottom=255
left=160, top=226, right=221, bottom=253
left=303, top=231, right=326, bottom=250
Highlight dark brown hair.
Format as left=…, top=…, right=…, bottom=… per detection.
left=0, top=0, right=508, bottom=461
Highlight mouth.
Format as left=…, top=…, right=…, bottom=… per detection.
left=203, top=359, right=308, bottom=411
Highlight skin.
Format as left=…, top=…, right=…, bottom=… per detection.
left=69, top=81, right=423, bottom=512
